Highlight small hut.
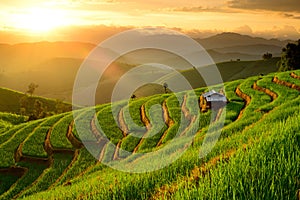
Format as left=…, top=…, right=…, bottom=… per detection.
left=200, top=90, right=227, bottom=111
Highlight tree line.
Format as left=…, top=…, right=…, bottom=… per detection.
left=20, top=83, right=71, bottom=120
left=279, top=39, right=300, bottom=71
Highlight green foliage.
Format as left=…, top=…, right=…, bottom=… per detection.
left=53, top=148, right=97, bottom=186
left=73, top=108, right=97, bottom=142
left=0, top=120, right=43, bottom=167
left=279, top=39, right=300, bottom=71
left=26, top=83, right=38, bottom=96
left=0, top=112, right=27, bottom=125
left=173, top=109, right=300, bottom=200
left=138, top=96, right=168, bottom=152
left=22, top=126, right=50, bottom=158
left=1, top=70, right=300, bottom=199
left=50, top=114, right=74, bottom=150
left=18, top=153, right=73, bottom=198
left=0, top=174, right=19, bottom=196
left=262, top=52, right=272, bottom=60
left=97, top=102, right=125, bottom=145
left=0, top=87, right=72, bottom=116
left=0, top=123, right=27, bottom=144
left=0, top=162, right=47, bottom=200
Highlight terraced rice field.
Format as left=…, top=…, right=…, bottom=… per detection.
left=0, top=70, right=299, bottom=199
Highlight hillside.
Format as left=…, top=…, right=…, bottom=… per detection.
left=0, top=87, right=72, bottom=115
left=0, top=33, right=290, bottom=103
left=0, top=70, right=299, bottom=199
left=196, top=32, right=290, bottom=49
left=155, top=57, right=280, bottom=90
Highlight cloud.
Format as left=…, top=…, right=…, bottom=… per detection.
left=282, top=13, right=300, bottom=19
left=228, top=0, right=300, bottom=13
left=172, top=6, right=236, bottom=13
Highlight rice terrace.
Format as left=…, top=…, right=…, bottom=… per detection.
left=0, top=68, right=300, bottom=199
left=1, top=0, right=300, bottom=199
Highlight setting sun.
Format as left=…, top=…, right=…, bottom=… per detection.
left=8, top=7, right=71, bottom=33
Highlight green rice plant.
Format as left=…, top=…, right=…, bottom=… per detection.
left=137, top=96, right=169, bottom=152
left=18, top=153, right=73, bottom=198
left=185, top=91, right=200, bottom=116
left=72, top=105, right=109, bottom=142
left=223, top=79, right=245, bottom=125
left=163, top=94, right=186, bottom=143
left=277, top=70, right=300, bottom=85
left=224, top=79, right=244, bottom=102
left=50, top=114, right=74, bottom=150
left=123, top=106, right=146, bottom=133
left=40, top=113, right=66, bottom=127
left=0, top=162, right=47, bottom=200
left=120, top=132, right=143, bottom=154
left=97, top=102, right=125, bottom=145
left=220, top=77, right=271, bottom=137
left=257, top=75, right=299, bottom=111
left=165, top=93, right=184, bottom=117
left=0, top=120, right=42, bottom=168
left=72, top=108, right=98, bottom=142
left=21, top=89, right=300, bottom=200
left=53, top=148, right=97, bottom=186
left=173, top=110, right=300, bottom=200
left=102, top=142, right=116, bottom=163
left=127, top=96, right=152, bottom=128
left=22, top=126, right=50, bottom=158
left=3, top=71, right=300, bottom=200
left=0, top=120, right=12, bottom=134
left=0, top=174, right=19, bottom=196
left=0, top=123, right=27, bottom=144
left=0, top=112, right=27, bottom=125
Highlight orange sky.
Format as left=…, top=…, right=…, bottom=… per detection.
left=0, top=0, right=300, bottom=42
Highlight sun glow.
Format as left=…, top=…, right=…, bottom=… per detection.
left=9, top=8, right=71, bottom=33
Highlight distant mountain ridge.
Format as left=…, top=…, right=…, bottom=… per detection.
left=0, top=32, right=293, bottom=103
left=196, top=32, right=292, bottom=49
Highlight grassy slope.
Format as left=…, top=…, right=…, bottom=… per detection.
left=0, top=87, right=72, bottom=115
left=156, top=57, right=280, bottom=89
left=0, top=69, right=299, bottom=199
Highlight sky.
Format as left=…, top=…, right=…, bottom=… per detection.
left=0, top=0, right=300, bottom=43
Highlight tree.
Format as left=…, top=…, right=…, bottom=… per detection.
left=33, top=100, right=45, bottom=119
left=163, top=82, right=168, bottom=93
left=262, top=52, right=272, bottom=60
left=26, top=83, right=38, bottom=96
left=279, top=39, right=300, bottom=71
left=55, top=99, right=69, bottom=114
left=19, top=96, right=28, bottom=115
left=131, top=94, right=136, bottom=99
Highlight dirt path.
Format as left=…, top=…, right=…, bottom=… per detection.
left=133, top=104, right=152, bottom=153
left=235, top=86, right=251, bottom=120
left=66, top=121, right=83, bottom=149
left=118, top=108, right=128, bottom=137
left=179, top=94, right=197, bottom=137
left=156, top=100, right=175, bottom=147
left=273, top=76, right=300, bottom=91
left=290, top=72, right=300, bottom=80
left=151, top=149, right=237, bottom=200
left=181, top=95, right=192, bottom=120
left=14, top=126, right=51, bottom=166
left=90, top=114, right=103, bottom=141
left=98, top=142, right=108, bottom=162
left=113, top=141, right=122, bottom=160
left=253, top=82, right=278, bottom=101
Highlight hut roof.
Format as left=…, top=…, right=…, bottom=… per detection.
left=202, top=90, right=217, bottom=98
left=202, top=90, right=227, bottom=102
